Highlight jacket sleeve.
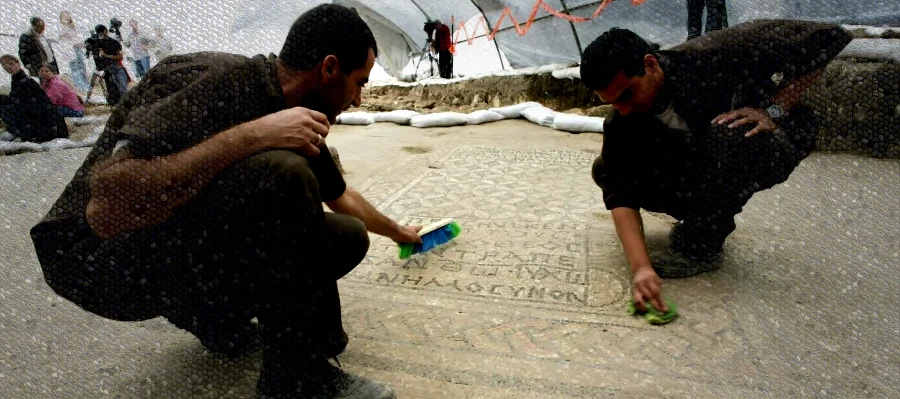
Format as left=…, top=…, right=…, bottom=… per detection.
left=105, top=56, right=235, bottom=158
left=721, top=20, right=852, bottom=80
left=593, top=114, right=643, bottom=211
left=18, top=34, right=38, bottom=72
left=708, top=20, right=853, bottom=109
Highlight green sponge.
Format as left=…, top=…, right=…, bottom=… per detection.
left=627, top=298, right=679, bottom=325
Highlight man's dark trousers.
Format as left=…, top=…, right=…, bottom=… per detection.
left=438, top=50, right=452, bottom=79
left=48, top=149, right=369, bottom=367
left=687, top=0, right=728, bottom=40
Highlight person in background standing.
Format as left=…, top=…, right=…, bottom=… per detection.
left=57, top=11, right=92, bottom=92
left=687, top=0, right=728, bottom=40
left=19, top=17, right=59, bottom=77
left=125, top=19, right=152, bottom=80
left=431, top=19, right=453, bottom=79
left=150, top=25, right=174, bottom=65
left=86, top=24, right=128, bottom=106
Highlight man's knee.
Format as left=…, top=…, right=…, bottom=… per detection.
left=591, top=155, right=605, bottom=188
left=326, top=213, right=370, bottom=276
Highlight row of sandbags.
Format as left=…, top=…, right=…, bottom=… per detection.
left=335, top=102, right=605, bottom=133
left=0, top=116, right=108, bottom=156
left=0, top=129, right=101, bottom=156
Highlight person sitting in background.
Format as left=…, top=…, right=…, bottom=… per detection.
left=0, top=55, right=68, bottom=142
left=39, top=63, right=85, bottom=118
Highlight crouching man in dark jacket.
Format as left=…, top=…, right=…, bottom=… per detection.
left=31, top=5, right=419, bottom=399
left=579, top=20, right=851, bottom=312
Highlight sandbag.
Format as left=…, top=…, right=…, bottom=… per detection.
left=373, top=110, right=421, bottom=125
left=521, top=106, right=557, bottom=127
left=552, top=67, right=581, bottom=80
left=337, top=112, right=375, bottom=125
left=410, top=112, right=469, bottom=128
left=466, top=110, right=505, bottom=125
left=0, top=141, right=44, bottom=154
left=42, top=138, right=82, bottom=151
left=552, top=113, right=605, bottom=133
left=68, top=115, right=108, bottom=126
left=488, top=102, right=542, bottom=119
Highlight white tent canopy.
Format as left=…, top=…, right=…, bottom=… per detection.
left=3, top=0, right=899, bottom=81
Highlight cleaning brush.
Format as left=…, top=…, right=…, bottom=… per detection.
left=398, top=218, right=461, bottom=259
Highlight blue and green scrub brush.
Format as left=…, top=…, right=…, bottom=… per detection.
left=398, top=218, right=461, bottom=259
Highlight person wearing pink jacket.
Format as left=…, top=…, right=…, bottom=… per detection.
left=39, top=64, right=85, bottom=118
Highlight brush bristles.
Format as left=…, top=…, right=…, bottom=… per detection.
left=398, top=221, right=461, bottom=259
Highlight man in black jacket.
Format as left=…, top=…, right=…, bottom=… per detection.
left=86, top=24, right=129, bottom=106
left=31, top=5, right=416, bottom=399
left=1, top=55, right=68, bottom=142
left=18, top=17, right=59, bottom=77
left=580, top=20, right=852, bottom=313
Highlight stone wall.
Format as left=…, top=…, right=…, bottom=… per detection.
left=367, top=57, right=900, bottom=159
left=802, top=57, right=900, bottom=158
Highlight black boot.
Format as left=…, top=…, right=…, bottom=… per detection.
left=649, top=246, right=723, bottom=279
left=653, top=221, right=724, bottom=278
left=164, top=305, right=259, bottom=360
left=256, top=354, right=396, bottom=399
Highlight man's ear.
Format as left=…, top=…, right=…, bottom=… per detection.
left=643, top=54, right=658, bottom=72
left=321, top=55, right=340, bottom=83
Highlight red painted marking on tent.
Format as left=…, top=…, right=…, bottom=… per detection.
left=449, top=0, right=645, bottom=52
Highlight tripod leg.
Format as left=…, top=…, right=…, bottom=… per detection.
left=85, top=73, right=97, bottom=103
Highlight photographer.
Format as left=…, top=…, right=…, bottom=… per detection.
left=424, top=20, right=452, bottom=79
left=85, top=24, right=128, bottom=105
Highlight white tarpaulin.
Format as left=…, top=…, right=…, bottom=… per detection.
left=2, top=0, right=898, bottom=81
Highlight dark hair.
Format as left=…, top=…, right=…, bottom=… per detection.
left=0, top=54, right=19, bottom=64
left=39, top=62, right=54, bottom=72
left=580, top=28, right=660, bottom=90
left=95, top=24, right=107, bottom=34
left=279, top=4, right=378, bottom=73
left=30, top=17, right=43, bottom=27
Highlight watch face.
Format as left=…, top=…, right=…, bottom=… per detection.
left=767, top=105, right=784, bottom=118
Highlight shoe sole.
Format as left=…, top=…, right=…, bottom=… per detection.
left=654, top=261, right=722, bottom=279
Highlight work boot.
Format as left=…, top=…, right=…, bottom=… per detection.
left=257, top=356, right=396, bottom=399
left=649, top=246, right=723, bottom=279
left=331, top=362, right=396, bottom=399
left=163, top=306, right=260, bottom=360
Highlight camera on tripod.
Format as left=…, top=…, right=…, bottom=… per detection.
left=109, top=18, right=123, bottom=39
left=423, top=21, right=437, bottom=42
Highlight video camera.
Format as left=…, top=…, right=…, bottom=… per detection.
left=109, top=18, right=123, bottom=40
left=84, top=32, right=100, bottom=58
left=423, top=21, right=437, bottom=41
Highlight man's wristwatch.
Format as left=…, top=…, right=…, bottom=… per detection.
left=765, top=104, right=786, bottom=119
